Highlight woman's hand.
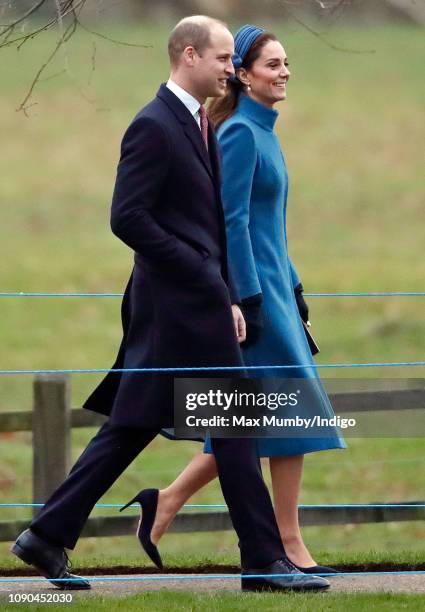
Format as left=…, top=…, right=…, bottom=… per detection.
left=232, top=304, right=246, bottom=343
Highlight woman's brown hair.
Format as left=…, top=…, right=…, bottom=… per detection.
left=208, top=32, right=277, bottom=130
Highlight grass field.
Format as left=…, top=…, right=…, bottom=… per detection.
left=2, top=592, right=425, bottom=612
left=3, top=592, right=425, bottom=612
left=0, top=18, right=424, bottom=589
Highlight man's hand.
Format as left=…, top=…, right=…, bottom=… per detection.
left=232, top=304, right=246, bottom=343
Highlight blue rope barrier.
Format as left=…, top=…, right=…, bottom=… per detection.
left=1, top=570, right=425, bottom=583
left=0, top=361, right=424, bottom=375
left=0, top=292, right=424, bottom=298
left=1, top=503, right=424, bottom=509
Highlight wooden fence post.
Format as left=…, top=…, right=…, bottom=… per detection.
left=32, top=374, right=71, bottom=517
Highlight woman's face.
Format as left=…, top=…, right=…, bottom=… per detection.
left=239, top=40, right=290, bottom=108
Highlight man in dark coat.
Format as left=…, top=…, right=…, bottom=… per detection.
left=11, top=16, right=328, bottom=593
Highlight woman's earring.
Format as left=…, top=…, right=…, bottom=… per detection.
left=246, top=83, right=251, bottom=91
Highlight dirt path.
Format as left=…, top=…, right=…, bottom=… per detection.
left=1, top=572, right=425, bottom=600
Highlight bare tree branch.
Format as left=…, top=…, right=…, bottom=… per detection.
left=16, top=16, right=78, bottom=114
left=1, top=1, right=151, bottom=49
left=278, top=0, right=376, bottom=54
left=0, top=0, right=47, bottom=32
left=75, top=19, right=152, bottom=48
left=1, top=0, right=151, bottom=113
left=0, top=0, right=83, bottom=49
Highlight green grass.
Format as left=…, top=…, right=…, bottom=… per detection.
left=1, top=547, right=425, bottom=573
left=0, top=21, right=424, bottom=576
left=2, top=592, right=425, bottom=612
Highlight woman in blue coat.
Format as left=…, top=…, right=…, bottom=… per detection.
left=132, top=25, right=345, bottom=572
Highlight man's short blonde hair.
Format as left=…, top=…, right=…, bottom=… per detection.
left=168, top=15, right=228, bottom=66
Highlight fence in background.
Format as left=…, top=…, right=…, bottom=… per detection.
left=0, top=374, right=424, bottom=542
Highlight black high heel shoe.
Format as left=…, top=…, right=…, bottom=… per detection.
left=120, top=488, right=163, bottom=570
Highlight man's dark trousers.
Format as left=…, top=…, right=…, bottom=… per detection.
left=31, top=422, right=285, bottom=569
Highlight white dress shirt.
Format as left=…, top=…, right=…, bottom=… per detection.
left=166, top=79, right=202, bottom=129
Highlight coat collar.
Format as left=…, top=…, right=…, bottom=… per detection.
left=237, top=93, right=279, bottom=132
left=165, top=79, right=200, bottom=120
left=157, top=83, right=214, bottom=178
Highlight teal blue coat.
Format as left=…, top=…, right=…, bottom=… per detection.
left=205, top=94, right=346, bottom=456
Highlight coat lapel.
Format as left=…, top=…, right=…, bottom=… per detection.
left=182, top=120, right=213, bottom=178
left=157, top=84, right=213, bottom=179
left=207, top=122, right=221, bottom=184
left=208, top=124, right=227, bottom=232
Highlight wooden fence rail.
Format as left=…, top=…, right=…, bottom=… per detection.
left=0, top=374, right=424, bottom=543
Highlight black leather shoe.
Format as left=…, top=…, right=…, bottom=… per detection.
left=241, top=558, right=330, bottom=592
left=290, top=560, right=338, bottom=575
left=120, top=488, right=163, bottom=570
left=11, top=529, right=90, bottom=590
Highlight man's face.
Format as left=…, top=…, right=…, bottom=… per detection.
left=192, top=25, right=235, bottom=99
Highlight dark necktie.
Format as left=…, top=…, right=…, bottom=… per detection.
left=199, top=104, right=209, bottom=150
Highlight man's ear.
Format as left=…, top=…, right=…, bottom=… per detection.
left=236, top=67, right=250, bottom=86
left=182, top=46, right=197, bottom=67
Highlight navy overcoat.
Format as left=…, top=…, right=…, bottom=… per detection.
left=83, top=84, right=243, bottom=428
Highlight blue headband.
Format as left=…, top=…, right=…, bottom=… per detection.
left=231, top=24, right=265, bottom=74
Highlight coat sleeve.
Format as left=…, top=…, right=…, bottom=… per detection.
left=218, top=122, right=261, bottom=300
left=289, top=256, right=301, bottom=289
left=226, top=266, right=241, bottom=305
left=110, top=115, right=206, bottom=277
